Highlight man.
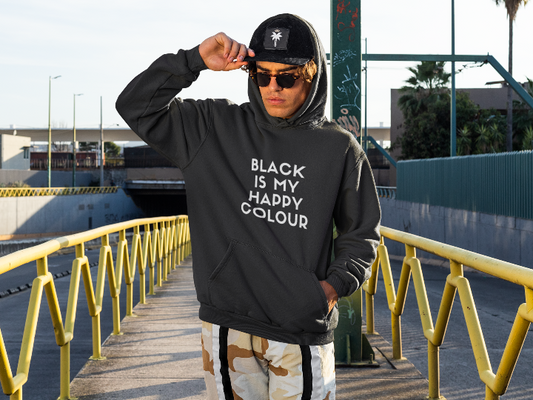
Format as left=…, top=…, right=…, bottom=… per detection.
left=117, top=13, right=381, bottom=400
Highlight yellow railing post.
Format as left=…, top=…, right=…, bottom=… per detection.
left=390, top=246, right=413, bottom=360
left=143, top=223, right=156, bottom=296
left=58, top=342, right=72, bottom=400
left=161, top=222, right=169, bottom=282
left=491, top=300, right=531, bottom=395
left=169, top=221, right=175, bottom=271
left=116, top=229, right=135, bottom=318
left=187, top=220, right=191, bottom=255
left=152, top=223, right=162, bottom=287
left=365, top=291, right=375, bottom=334
left=485, top=386, right=499, bottom=400
left=99, top=234, right=121, bottom=336
left=179, top=218, right=185, bottom=262
left=38, top=257, right=67, bottom=347
left=89, top=314, right=105, bottom=361
left=112, top=297, right=122, bottom=336
left=427, top=341, right=441, bottom=399
left=176, top=220, right=183, bottom=264
left=391, top=313, right=402, bottom=360
left=131, top=226, right=147, bottom=304
left=171, top=220, right=177, bottom=270
left=0, top=329, right=14, bottom=396
left=363, top=248, right=380, bottom=335
left=166, top=221, right=172, bottom=274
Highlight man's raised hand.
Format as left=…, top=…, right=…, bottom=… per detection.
left=199, top=32, right=255, bottom=71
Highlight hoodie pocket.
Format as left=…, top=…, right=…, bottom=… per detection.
left=208, top=240, right=335, bottom=334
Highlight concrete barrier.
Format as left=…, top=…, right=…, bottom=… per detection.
left=0, top=189, right=144, bottom=240
left=380, top=198, right=533, bottom=268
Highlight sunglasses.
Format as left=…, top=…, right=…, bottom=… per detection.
left=252, top=72, right=300, bottom=89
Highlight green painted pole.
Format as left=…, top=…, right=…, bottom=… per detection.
left=331, top=0, right=362, bottom=143
left=364, top=38, right=368, bottom=153
left=331, top=0, right=369, bottom=366
left=451, top=0, right=457, bottom=157
left=361, top=53, right=533, bottom=109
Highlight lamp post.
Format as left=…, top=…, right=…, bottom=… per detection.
left=450, top=0, right=457, bottom=157
left=48, top=75, right=61, bottom=187
left=100, top=96, right=104, bottom=187
left=72, top=93, right=83, bottom=187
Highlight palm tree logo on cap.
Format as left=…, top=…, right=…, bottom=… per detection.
left=271, top=30, right=283, bottom=47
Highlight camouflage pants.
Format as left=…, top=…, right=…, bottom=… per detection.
left=201, top=322, right=335, bottom=400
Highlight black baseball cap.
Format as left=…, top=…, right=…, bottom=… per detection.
left=245, top=14, right=314, bottom=66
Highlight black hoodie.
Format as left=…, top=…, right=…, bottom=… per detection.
left=116, top=15, right=381, bottom=345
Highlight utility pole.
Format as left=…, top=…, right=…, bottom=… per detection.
left=450, top=0, right=457, bottom=156
left=72, top=93, right=83, bottom=187
left=100, top=96, right=104, bottom=187
left=47, top=75, right=61, bottom=187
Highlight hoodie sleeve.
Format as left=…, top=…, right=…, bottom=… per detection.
left=326, top=150, right=381, bottom=299
left=115, top=46, right=211, bottom=169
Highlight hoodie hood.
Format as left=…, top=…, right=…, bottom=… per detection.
left=247, top=14, right=328, bottom=129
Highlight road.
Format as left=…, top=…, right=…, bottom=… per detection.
left=1, top=250, right=532, bottom=399
left=370, top=257, right=533, bottom=400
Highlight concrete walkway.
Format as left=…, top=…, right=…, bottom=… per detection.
left=70, top=256, right=429, bottom=399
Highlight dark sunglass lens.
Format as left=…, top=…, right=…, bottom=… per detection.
left=255, top=73, right=271, bottom=87
left=276, top=74, right=296, bottom=89
left=254, top=73, right=297, bottom=88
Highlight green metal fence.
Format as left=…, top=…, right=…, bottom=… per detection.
left=397, top=151, right=533, bottom=220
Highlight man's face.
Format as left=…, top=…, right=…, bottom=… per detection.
left=256, top=61, right=312, bottom=119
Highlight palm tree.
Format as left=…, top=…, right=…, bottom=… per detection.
left=397, top=61, right=450, bottom=117
left=457, top=125, right=472, bottom=155
left=489, top=123, right=506, bottom=152
left=523, top=126, right=533, bottom=150
left=475, top=124, right=491, bottom=154
left=493, top=0, right=529, bottom=151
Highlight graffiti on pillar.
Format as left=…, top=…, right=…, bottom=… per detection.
left=336, top=64, right=360, bottom=110
left=338, top=296, right=357, bottom=325
left=332, top=49, right=358, bottom=67
left=336, top=0, right=359, bottom=42
left=333, top=49, right=361, bottom=137
left=335, top=108, right=360, bottom=137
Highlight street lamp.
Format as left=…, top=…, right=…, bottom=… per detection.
left=100, top=96, right=104, bottom=187
left=47, top=75, right=61, bottom=188
left=72, top=93, right=83, bottom=187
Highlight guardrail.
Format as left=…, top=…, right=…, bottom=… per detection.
left=364, top=226, right=533, bottom=400
left=0, top=187, right=118, bottom=197
left=0, top=216, right=191, bottom=400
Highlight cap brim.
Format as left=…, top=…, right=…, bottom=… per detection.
left=244, top=52, right=310, bottom=66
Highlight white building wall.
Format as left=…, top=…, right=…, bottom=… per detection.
left=0, top=134, right=31, bottom=170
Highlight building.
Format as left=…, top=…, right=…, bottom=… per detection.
left=389, top=83, right=532, bottom=186
left=0, top=134, right=31, bottom=170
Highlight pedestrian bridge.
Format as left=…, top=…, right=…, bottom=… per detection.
left=0, top=216, right=532, bottom=399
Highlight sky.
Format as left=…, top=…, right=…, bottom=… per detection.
left=1, top=0, right=532, bottom=135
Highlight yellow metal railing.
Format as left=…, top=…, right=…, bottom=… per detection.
left=0, top=187, right=118, bottom=197
left=0, top=216, right=191, bottom=400
left=364, top=226, right=533, bottom=400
